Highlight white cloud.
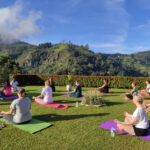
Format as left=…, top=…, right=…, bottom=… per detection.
left=0, top=1, right=41, bottom=43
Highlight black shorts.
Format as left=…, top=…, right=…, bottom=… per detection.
left=133, top=125, right=149, bottom=136
left=100, top=88, right=109, bottom=93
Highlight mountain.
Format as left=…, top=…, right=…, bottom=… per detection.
left=0, top=41, right=150, bottom=76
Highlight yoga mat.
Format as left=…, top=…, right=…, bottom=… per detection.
left=2, top=95, right=18, bottom=100
left=0, top=118, right=52, bottom=134
left=99, top=120, right=150, bottom=141
left=34, top=102, right=69, bottom=110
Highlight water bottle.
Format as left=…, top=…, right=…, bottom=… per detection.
left=110, top=127, right=115, bottom=137
left=75, top=101, right=79, bottom=107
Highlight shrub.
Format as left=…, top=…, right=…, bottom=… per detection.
left=15, top=74, right=150, bottom=89
left=65, top=74, right=73, bottom=85
left=82, top=90, right=106, bottom=106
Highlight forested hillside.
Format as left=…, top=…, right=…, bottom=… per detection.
left=0, top=41, right=150, bottom=76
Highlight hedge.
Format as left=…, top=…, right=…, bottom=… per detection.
left=15, top=74, right=150, bottom=89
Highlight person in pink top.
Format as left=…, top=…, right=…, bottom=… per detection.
left=32, top=80, right=53, bottom=104
left=0, top=81, right=12, bottom=97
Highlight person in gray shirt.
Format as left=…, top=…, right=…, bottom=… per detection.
left=0, top=88, right=32, bottom=124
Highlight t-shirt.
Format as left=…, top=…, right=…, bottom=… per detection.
left=132, top=107, right=149, bottom=129
left=10, top=97, right=32, bottom=123
left=146, top=84, right=150, bottom=93
left=41, top=87, right=53, bottom=103
left=10, top=80, right=19, bottom=92
left=4, top=85, right=12, bottom=96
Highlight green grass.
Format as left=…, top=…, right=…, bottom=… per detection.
left=0, top=86, right=150, bottom=150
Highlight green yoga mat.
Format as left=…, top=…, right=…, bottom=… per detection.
left=0, top=118, right=52, bottom=134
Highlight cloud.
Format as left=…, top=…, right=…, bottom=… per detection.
left=0, top=1, right=41, bottom=43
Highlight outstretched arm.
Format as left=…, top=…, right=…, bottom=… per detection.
left=0, top=108, right=14, bottom=115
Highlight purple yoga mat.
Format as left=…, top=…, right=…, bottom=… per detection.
left=2, top=95, right=18, bottom=100
left=99, top=120, right=150, bottom=141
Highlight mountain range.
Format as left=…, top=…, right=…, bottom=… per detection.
left=0, top=40, right=150, bottom=76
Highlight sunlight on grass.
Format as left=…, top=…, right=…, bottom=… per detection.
left=0, top=86, right=150, bottom=150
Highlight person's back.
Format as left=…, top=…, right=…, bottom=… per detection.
left=75, top=86, right=82, bottom=97
left=131, top=86, right=138, bottom=96
left=42, top=87, right=53, bottom=103
left=11, top=97, right=32, bottom=123
left=133, top=107, right=149, bottom=129
left=103, top=84, right=109, bottom=93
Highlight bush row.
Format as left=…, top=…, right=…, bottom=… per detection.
left=15, top=74, right=150, bottom=89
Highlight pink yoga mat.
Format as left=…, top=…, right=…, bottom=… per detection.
left=34, top=102, right=69, bottom=110
left=99, top=120, right=150, bottom=141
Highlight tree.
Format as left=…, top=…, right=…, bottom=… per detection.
left=0, top=56, right=21, bottom=83
left=38, top=42, right=52, bottom=49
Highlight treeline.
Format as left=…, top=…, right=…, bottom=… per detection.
left=0, top=41, right=150, bottom=76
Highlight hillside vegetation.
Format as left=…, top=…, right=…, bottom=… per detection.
left=0, top=41, right=150, bottom=76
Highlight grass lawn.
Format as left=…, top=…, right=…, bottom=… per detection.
left=0, top=86, right=150, bottom=150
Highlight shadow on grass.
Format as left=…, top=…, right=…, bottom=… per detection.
left=34, top=113, right=109, bottom=122
left=144, top=97, right=150, bottom=100
left=101, top=94, right=120, bottom=97
left=105, top=101, right=124, bottom=106
left=0, top=101, right=11, bottom=105
left=111, top=91, right=125, bottom=94
left=55, top=99, right=76, bottom=104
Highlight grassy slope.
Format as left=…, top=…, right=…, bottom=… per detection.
left=0, top=86, right=150, bottom=150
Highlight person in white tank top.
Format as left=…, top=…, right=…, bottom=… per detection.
left=33, top=80, right=53, bottom=104
left=114, top=96, right=149, bottom=136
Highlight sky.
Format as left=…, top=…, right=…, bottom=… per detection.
left=1, top=0, right=150, bottom=54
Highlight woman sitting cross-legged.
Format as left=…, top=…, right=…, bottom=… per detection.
left=0, top=88, right=32, bottom=124
left=115, top=96, right=149, bottom=136
left=69, top=81, right=82, bottom=98
left=124, top=82, right=138, bottom=100
left=33, top=80, right=54, bottom=104
left=97, top=79, right=109, bottom=93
